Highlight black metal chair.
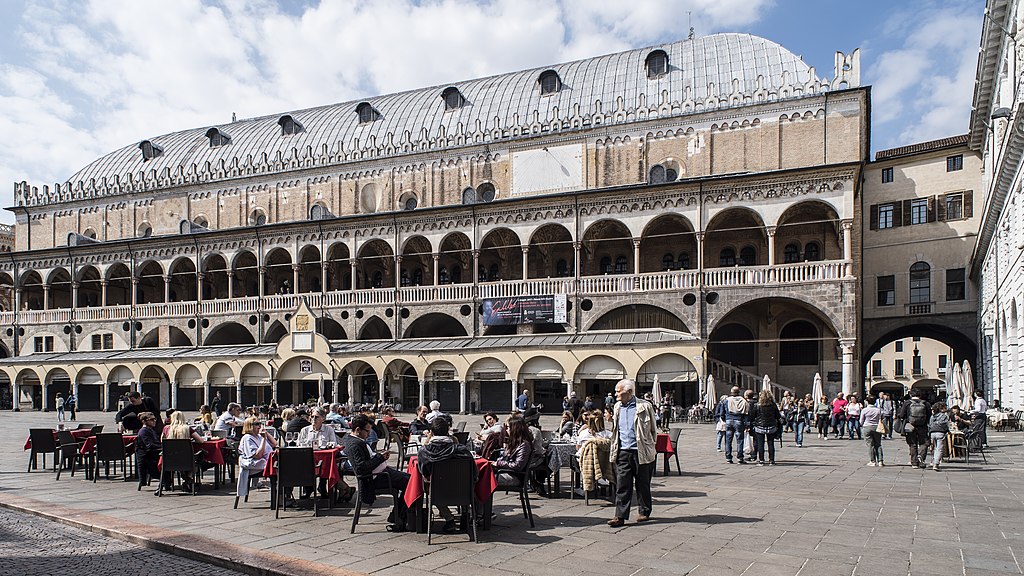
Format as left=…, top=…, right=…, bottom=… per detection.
left=158, top=439, right=202, bottom=496
left=27, top=429, right=58, bottom=472
left=494, top=467, right=534, bottom=527
left=426, top=458, right=477, bottom=544
left=88, top=425, right=104, bottom=436
left=392, top=435, right=415, bottom=472
left=276, top=447, right=320, bottom=518
left=233, top=467, right=265, bottom=509
left=667, top=427, right=682, bottom=475
left=76, top=423, right=96, bottom=430
left=453, top=431, right=470, bottom=446
left=94, top=433, right=131, bottom=482
left=349, top=468, right=394, bottom=533
left=55, top=430, right=86, bottom=480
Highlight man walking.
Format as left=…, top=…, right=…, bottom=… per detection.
left=898, top=390, right=930, bottom=468
left=65, top=391, right=77, bottom=421
left=876, top=392, right=894, bottom=439
left=517, top=389, right=530, bottom=411
left=722, top=386, right=750, bottom=464
left=607, top=378, right=657, bottom=528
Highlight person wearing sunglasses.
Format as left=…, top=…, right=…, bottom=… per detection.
left=135, top=412, right=167, bottom=493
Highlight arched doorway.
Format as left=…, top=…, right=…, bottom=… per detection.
left=637, top=353, right=700, bottom=407
left=298, top=245, right=322, bottom=293
left=479, top=228, right=522, bottom=282
left=468, top=357, right=512, bottom=412
left=175, top=364, right=204, bottom=411
left=139, top=365, right=169, bottom=409
left=574, top=355, right=626, bottom=404
left=277, top=356, right=330, bottom=405
left=519, top=356, right=565, bottom=413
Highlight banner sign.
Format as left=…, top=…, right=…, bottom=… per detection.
left=482, top=294, right=567, bottom=326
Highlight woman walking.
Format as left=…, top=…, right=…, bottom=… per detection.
left=794, top=395, right=811, bottom=447
left=845, top=394, right=863, bottom=440
left=860, top=395, right=884, bottom=466
left=750, top=391, right=781, bottom=466
left=815, top=395, right=831, bottom=438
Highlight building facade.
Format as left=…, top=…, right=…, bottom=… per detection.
left=861, top=135, right=982, bottom=398
left=0, top=34, right=867, bottom=412
left=972, top=0, right=1024, bottom=409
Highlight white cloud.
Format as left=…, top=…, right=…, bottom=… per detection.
left=866, top=3, right=982, bottom=149
left=0, top=0, right=770, bottom=223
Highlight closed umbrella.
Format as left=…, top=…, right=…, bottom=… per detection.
left=957, top=363, right=972, bottom=412
left=962, top=360, right=974, bottom=403
left=951, top=363, right=966, bottom=411
left=945, top=361, right=956, bottom=408
left=704, top=374, right=716, bottom=411
left=762, top=374, right=772, bottom=394
left=652, top=374, right=663, bottom=407
left=812, top=373, right=823, bottom=403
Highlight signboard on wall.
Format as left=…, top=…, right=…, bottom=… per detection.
left=511, top=143, right=583, bottom=196
left=482, top=294, right=567, bottom=326
left=299, top=359, right=313, bottom=374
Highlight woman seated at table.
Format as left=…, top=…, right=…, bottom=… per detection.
left=194, top=405, right=214, bottom=432
left=135, top=412, right=165, bottom=491
left=238, top=416, right=278, bottom=481
left=297, top=409, right=338, bottom=449
left=558, top=411, right=576, bottom=437
left=575, top=410, right=611, bottom=448
left=382, top=407, right=411, bottom=442
left=493, top=416, right=533, bottom=488
left=164, top=411, right=207, bottom=443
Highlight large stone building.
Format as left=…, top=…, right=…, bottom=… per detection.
left=861, top=135, right=982, bottom=398
left=0, top=33, right=866, bottom=413
left=973, top=0, right=1024, bottom=409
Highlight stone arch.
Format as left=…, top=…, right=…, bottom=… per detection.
left=528, top=223, right=574, bottom=279
left=202, top=253, right=230, bottom=300
left=324, top=242, right=352, bottom=291
left=704, top=207, right=767, bottom=268
left=76, top=265, right=102, bottom=307
left=581, top=219, right=632, bottom=276
left=174, top=364, right=203, bottom=387
left=401, top=235, right=433, bottom=287
left=438, top=232, right=472, bottom=284
left=297, top=244, right=322, bottom=293
left=204, top=321, right=256, bottom=346
left=46, top=267, right=72, bottom=309
left=516, top=355, right=566, bottom=382
left=588, top=303, right=689, bottom=333
left=105, top=263, right=132, bottom=306
left=19, top=270, right=44, bottom=310
left=403, top=313, right=468, bottom=339
left=774, top=200, right=841, bottom=263
left=263, top=320, right=289, bottom=343
left=136, top=260, right=165, bottom=304
left=316, top=316, right=348, bottom=340
left=637, top=353, right=700, bottom=405
left=356, top=239, right=394, bottom=289
left=862, top=323, right=977, bottom=388
left=479, top=227, right=522, bottom=282
left=168, top=256, right=197, bottom=302
left=640, top=213, right=697, bottom=272
left=358, top=316, right=392, bottom=340
left=263, top=247, right=293, bottom=295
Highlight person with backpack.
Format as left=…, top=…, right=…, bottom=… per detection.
left=721, top=386, right=750, bottom=464
left=928, top=403, right=950, bottom=471
left=898, top=390, right=930, bottom=468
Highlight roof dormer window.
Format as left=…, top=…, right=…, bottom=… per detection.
left=441, top=87, right=465, bottom=111
left=645, top=49, right=669, bottom=79
left=139, top=140, right=163, bottom=161
left=278, top=115, right=303, bottom=136
left=356, top=102, right=380, bottom=124
left=205, top=127, right=231, bottom=148
left=538, top=70, right=561, bottom=95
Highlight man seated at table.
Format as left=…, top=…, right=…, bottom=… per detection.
left=417, top=416, right=476, bottom=533
left=426, top=400, right=447, bottom=423
left=297, top=408, right=339, bottom=499
left=340, top=414, right=411, bottom=532
left=325, top=403, right=349, bottom=427
left=474, top=412, right=503, bottom=448
left=135, top=412, right=167, bottom=492
left=214, top=403, right=246, bottom=436
left=285, top=407, right=312, bottom=434
left=949, top=406, right=971, bottom=432
left=382, top=407, right=411, bottom=442
left=116, top=391, right=163, bottom=434
left=409, top=405, right=431, bottom=436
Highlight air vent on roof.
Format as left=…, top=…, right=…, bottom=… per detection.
left=441, top=87, right=466, bottom=111
left=538, top=70, right=561, bottom=95
left=138, top=140, right=164, bottom=161
left=356, top=102, right=380, bottom=124
left=278, top=115, right=303, bottom=136
left=205, top=128, right=231, bottom=147
left=645, top=49, right=669, bottom=79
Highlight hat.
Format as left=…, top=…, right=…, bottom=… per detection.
left=570, top=391, right=577, bottom=397
left=523, top=407, right=541, bottom=424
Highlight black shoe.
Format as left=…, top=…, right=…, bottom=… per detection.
left=442, top=519, right=458, bottom=533
left=385, top=523, right=408, bottom=533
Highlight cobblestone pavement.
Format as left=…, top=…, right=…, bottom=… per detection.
left=0, top=506, right=247, bottom=576
left=2, top=410, right=1024, bottom=576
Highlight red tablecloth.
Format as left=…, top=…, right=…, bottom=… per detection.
left=263, top=447, right=343, bottom=490
left=158, top=439, right=228, bottom=470
left=79, top=434, right=136, bottom=455
left=404, top=455, right=497, bottom=508
left=655, top=433, right=675, bottom=455
left=24, top=428, right=90, bottom=450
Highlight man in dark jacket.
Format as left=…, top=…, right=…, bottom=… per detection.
left=134, top=412, right=167, bottom=490
left=340, top=414, right=410, bottom=531
left=566, top=392, right=583, bottom=420
left=417, top=417, right=475, bottom=533
left=898, top=390, right=930, bottom=468
left=116, top=391, right=162, bottom=434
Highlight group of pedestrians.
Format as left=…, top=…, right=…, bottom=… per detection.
left=715, top=386, right=784, bottom=466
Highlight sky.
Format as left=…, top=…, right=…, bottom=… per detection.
left=0, top=0, right=985, bottom=225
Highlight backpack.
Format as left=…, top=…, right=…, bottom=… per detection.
left=908, top=401, right=928, bottom=426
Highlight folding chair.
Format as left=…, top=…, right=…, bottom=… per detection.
left=426, top=458, right=477, bottom=544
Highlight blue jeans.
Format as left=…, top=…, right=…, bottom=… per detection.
left=794, top=420, right=806, bottom=446
left=725, top=419, right=746, bottom=461
left=882, top=414, right=894, bottom=438
left=847, top=418, right=862, bottom=439
left=716, top=430, right=726, bottom=450
left=831, top=414, right=845, bottom=436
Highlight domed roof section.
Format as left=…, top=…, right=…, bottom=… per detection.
left=62, top=33, right=821, bottom=195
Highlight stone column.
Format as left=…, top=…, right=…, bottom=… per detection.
left=236, top=379, right=243, bottom=405
left=696, top=232, right=705, bottom=270
left=842, top=220, right=853, bottom=261
left=395, top=255, right=403, bottom=289
left=472, top=250, right=480, bottom=284
left=418, top=378, right=426, bottom=408
left=766, top=226, right=776, bottom=266
left=131, top=278, right=139, bottom=305
left=197, top=273, right=205, bottom=302
left=459, top=380, right=467, bottom=414
left=164, top=275, right=172, bottom=302
left=226, top=271, right=234, bottom=299
left=42, top=385, right=50, bottom=411
left=512, top=380, right=519, bottom=412
left=840, top=339, right=856, bottom=396
left=171, top=380, right=179, bottom=409
left=258, top=266, right=267, bottom=298
left=100, top=281, right=107, bottom=307
left=103, top=381, right=110, bottom=412
left=42, top=286, right=49, bottom=310
left=378, top=377, right=386, bottom=403
left=292, top=264, right=300, bottom=294
left=573, top=241, right=581, bottom=278
left=71, top=282, right=79, bottom=309
left=432, top=254, right=440, bottom=286
left=632, top=238, right=641, bottom=275
left=204, top=380, right=212, bottom=407
left=521, top=246, right=529, bottom=279
left=320, top=261, right=327, bottom=293
left=350, top=259, right=359, bottom=291
left=72, top=381, right=80, bottom=411
left=332, top=379, right=340, bottom=403
left=565, top=379, right=574, bottom=400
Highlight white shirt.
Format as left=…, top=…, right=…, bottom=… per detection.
left=426, top=410, right=445, bottom=423
left=297, top=424, right=338, bottom=448
left=214, top=412, right=244, bottom=432
left=973, top=397, right=988, bottom=414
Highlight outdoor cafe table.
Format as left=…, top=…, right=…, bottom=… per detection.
left=262, top=446, right=343, bottom=510
left=23, top=428, right=91, bottom=450
left=546, top=442, right=578, bottom=497
left=78, top=434, right=136, bottom=455
left=404, top=455, right=498, bottom=532
left=656, top=433, right=675, bottom=475
left=157, top=438, right=228, bottom=489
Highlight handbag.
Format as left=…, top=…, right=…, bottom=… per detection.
left=876, top=419, right=888, bottom=435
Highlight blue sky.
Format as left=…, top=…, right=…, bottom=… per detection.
left=0, top=0, right=984, bottom=225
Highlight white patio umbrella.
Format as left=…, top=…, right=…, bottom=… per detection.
left=762, top=374, right=772, bottom=394
left=958, top=363, right=973, bottom=412
left=704, top=374, right=717, bottom=410
left=812, top=373, right=823, bottom=403
left=951, top=363, right=967, bottom=411
left=962, top=360, right=975, bottom=404
left=652, top=374, right=663, bottom=407
left=945, top=360, right=956, bottom=407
